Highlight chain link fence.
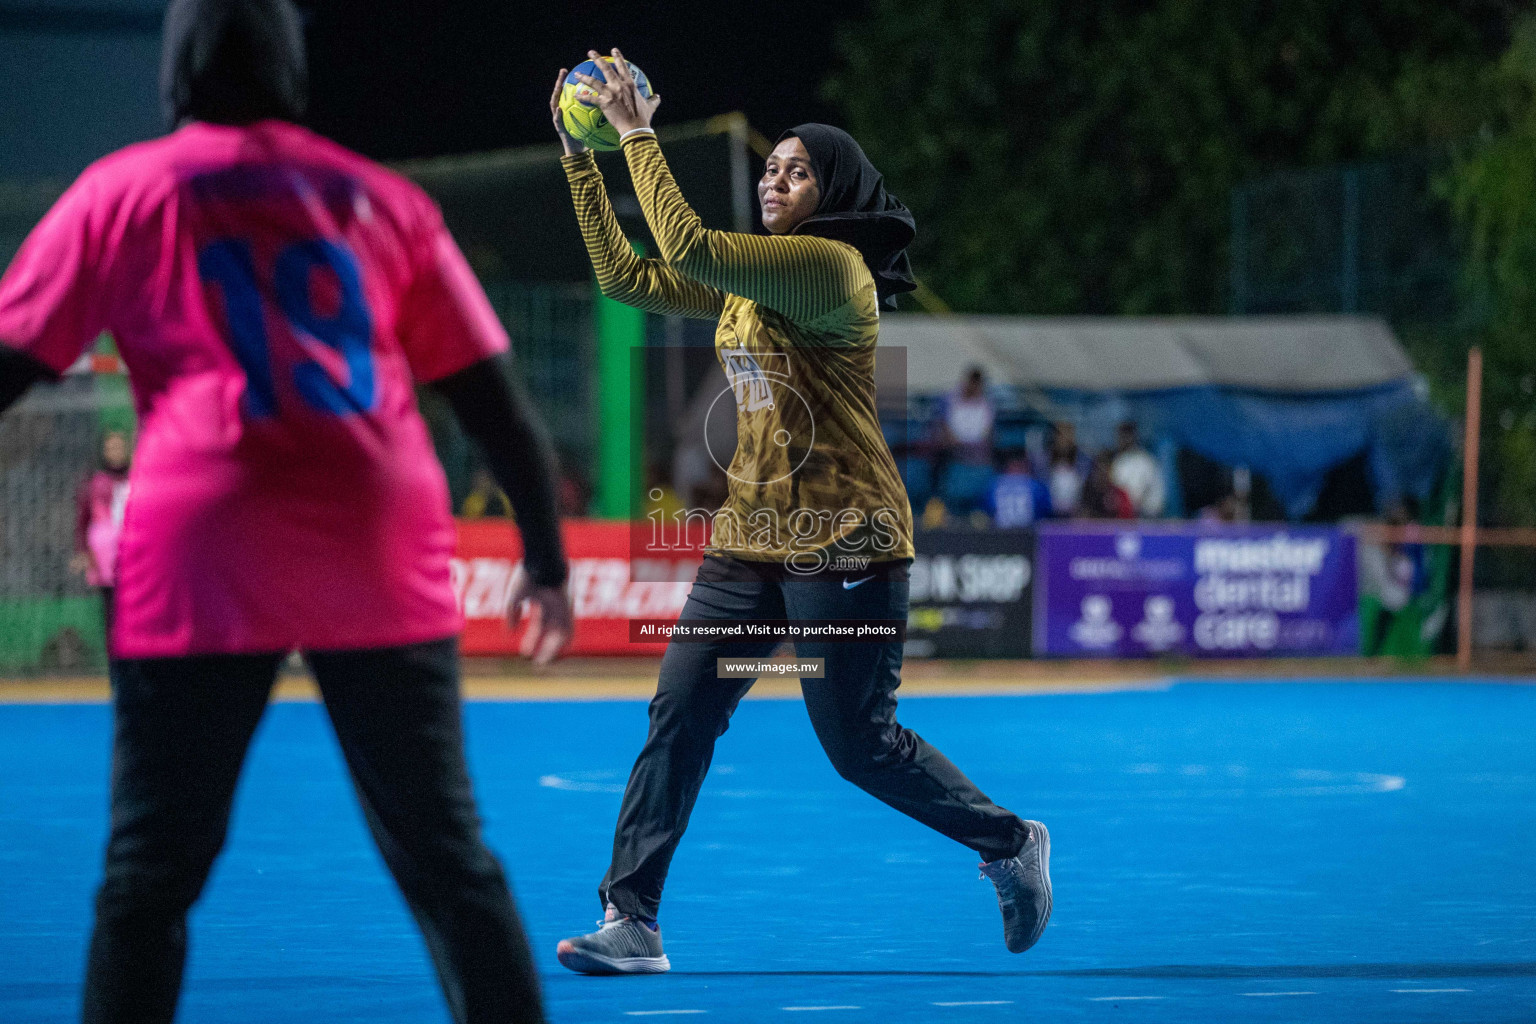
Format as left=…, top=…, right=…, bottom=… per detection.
left=1229, top=152, right=1460, bottom=325
left=0, top=284, right=594, bottom=675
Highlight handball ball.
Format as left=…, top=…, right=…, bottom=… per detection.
left=561, top=56, right=654, bottom=151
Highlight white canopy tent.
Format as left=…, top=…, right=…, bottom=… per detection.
left=877, top=314, right=1414, bottom=395
left=873, top=313, right=1444, bottom=519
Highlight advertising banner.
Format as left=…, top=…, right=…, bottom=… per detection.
left=1034, top=523, right=1358, bottom=658
left=906, top=529, right=1034, bottom=659
left=454, top=519, right=702, bottom=656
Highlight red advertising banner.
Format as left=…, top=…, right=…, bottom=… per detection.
left=453, top=519, right=703, bottom=655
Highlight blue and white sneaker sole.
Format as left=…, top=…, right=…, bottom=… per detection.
left=556, top=948, right=671, bottom=975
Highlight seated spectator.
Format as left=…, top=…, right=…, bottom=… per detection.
left=1078, top=454, right=1135, bottom=519
left=643, top=457, right=686, bottom=524
left=920, top=494, right=949, bottom=529
left=559, top=468, right=592, bottom=517
left=937, top=460, right=996, bottom=516
left=1043, top=421, right=1089, bottom=516
left=985, top=452, right=1052, bottom=528
left=935, top=365, right=995, bottom=465
left=898, top=450, right=935, bottom=512
left=461, top=467, right=512, bottom=519
left=1109, top=420, right=1165, bottom=518
left=1359, top=499, right=1428, bottom=655
left=1199, top=492, right=1246, bottom=523
left=690, top=473, right=730, bottom=514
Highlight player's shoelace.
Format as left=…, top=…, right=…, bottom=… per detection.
left=980, top=858, right=1017, bottom=889
left=592, top=915, right=656, bottom=951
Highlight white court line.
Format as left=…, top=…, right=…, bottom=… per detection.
left=781, top=1007, right=862, bottom=1012
left=932, top=1001, right=1014, bottom=1007
left=1087, top=996, right=1165, bottom=1001
left=1392, top=988, right=1471, bottom=993
left=538, top=774, right=624, bottom=793
left=624, top=1012, right=707, bottom=1017
left=1242, top=992, right=1317, bottom=997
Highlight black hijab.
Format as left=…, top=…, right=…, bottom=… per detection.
left=160, top=0, right=308, bottom=130
left=777, top=124, right=917, bottom=311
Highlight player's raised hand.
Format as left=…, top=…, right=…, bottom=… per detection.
left=551, top=69, right=586, bottom=156
left=574, top=48, right=660, bottom=137
left=506, top=564, right=574, bottom=667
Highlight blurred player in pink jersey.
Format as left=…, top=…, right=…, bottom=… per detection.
left=72, top=429, right=133, bottom=640
left=0, top=2, right=569, bottom=1022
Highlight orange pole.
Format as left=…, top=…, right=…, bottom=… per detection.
left=1457, top=347, right=1483, bottom=672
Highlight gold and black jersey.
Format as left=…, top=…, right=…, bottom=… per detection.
left=562, top=135, right=914, bottom=567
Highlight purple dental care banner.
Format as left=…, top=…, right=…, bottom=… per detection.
left=1034, top=523, right=1358, bottom=658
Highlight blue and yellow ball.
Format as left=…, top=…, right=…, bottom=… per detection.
left=560, top=57, right=654, bottom=152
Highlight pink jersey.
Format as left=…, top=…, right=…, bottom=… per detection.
left=75, top=469, right=131, bottom=587
left=0, top=120, right=508, bottom=657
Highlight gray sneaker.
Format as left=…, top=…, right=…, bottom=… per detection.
left=556, top=907, right=671, bottom=975
left=979, top=820, right=1052, bottom=953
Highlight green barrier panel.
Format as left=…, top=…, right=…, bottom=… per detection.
left=592, top=246, right=646, bottom=519
left=0, top=596, right=106, bottom=674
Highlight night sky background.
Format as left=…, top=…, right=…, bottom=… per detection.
left=302, top=0, right=865, bottom=160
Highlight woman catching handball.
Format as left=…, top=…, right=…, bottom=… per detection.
left=549, top=49, right=1051, bottom=974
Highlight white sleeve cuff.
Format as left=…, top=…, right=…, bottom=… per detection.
left=619, top=127, right=657, bottom=143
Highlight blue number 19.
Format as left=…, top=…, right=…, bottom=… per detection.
left=198, top=237, right=376, bottom=418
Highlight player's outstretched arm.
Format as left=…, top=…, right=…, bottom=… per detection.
left=552, top=70, right=725, bottom=321
left=624, top=134, right=865, bottom=325
left=0, top=345, right=55, bottom=418
left=576, top=49, right=868, bottom=327
left=430, top=352, right=573, bottom=665
left=0, top=173, right=115, bottom=415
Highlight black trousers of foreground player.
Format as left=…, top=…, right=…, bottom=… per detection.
left=600, top=556, right=1031, bottom=921
left=82, top=638, right=543, bottom=1024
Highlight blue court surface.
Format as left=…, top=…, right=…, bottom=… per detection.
left=3, top=680, right=1534, bottom=1023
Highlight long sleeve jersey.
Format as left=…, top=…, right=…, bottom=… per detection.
left=75, top=467, right=130, bottom=587
left=562, top=135, right=914, bottom=568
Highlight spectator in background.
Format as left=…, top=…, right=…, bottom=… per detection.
left=461, top=467, right=513, bottom=518
left=72, top=429, right=132, bottom=642
left=672, top=366, right=736, bottom=510
left=559, top=466, right=592, bottom=518
left=643, top=457, right=685, bottom=523
left=1199, top=492, right=1246, bottom=523
left=466, top=463, right=590, bottom=519
left=1078, top=453, right=1135, bottom=519
left=931, top=367, right=998, bottom=515
left=937, top=365, right=995, bottom=464
left=920, top=495, right=950, bottom=529
left=1360, top=499, right=1426, bottom=654
left=985, top=452, right=1051, bottom=528
left=1202, top=466, right=1253, bottom=523
left=1044, top=421, right=1089, bottom=516
left=690, top=473, right=730, bottom=514
left=1109, top=420, right=1164, bottom=518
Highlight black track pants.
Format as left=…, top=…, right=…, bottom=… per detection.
left=82, top=638, right=544, bottom=1024
left=600, top=556, right=1029, bottom=920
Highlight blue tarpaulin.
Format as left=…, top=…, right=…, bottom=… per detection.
left=882, top=314, right=1452, bottom=520
left=1052, top=380, right=1451, bottom=519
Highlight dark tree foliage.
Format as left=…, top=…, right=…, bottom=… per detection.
left=827, top=0, right=1521, bottom=314
left=1447, top=15, right=1536, bottom=526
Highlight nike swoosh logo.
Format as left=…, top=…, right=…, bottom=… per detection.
left=842, top=576, right=875, bottom=590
